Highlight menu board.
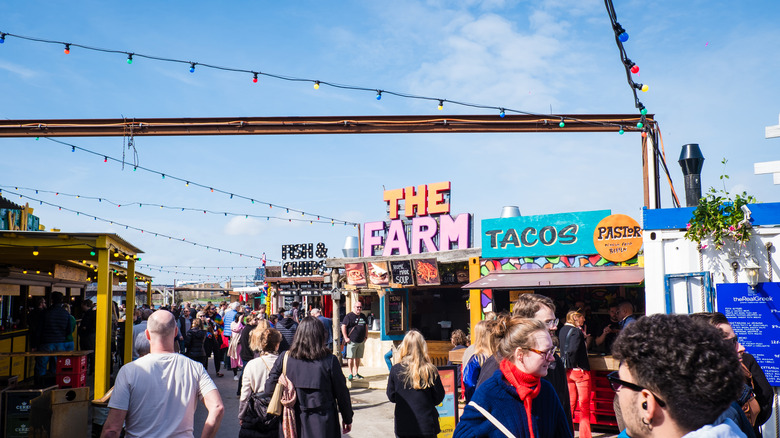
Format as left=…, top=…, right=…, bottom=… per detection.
left=386, top=291, right=405, bottom=335
left=390, top=261, right=414, bottom=286
left=436, top=366, right=459, bottom=438
left=414, top=258, right=441, bottom=286
left=717, top=282, right=780, bottom=385
left=367, top=261, right=390, bottom=286
left=345, top=263, right=367, bottom=287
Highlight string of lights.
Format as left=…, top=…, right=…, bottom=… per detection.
left=140, top=263, right=261, bottom=269
left=2, top=30, right=640, bottom=131
left=38, top=137, right=360, bottom=226
left=0, top=189, right=272, bottom=261
left=603, top=0, right=649, bottom=129
left=0, top=184, right=358, bottom=227
left=602, top=0, right=680, bottom=207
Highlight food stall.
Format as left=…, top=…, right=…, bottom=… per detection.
left=463, top=209, right=646, bottom=427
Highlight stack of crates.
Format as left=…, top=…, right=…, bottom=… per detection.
left=55, top=355, right=87, bottom=389
left=2, top=386, right=57, bottom=438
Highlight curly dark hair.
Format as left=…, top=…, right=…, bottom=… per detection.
left=612, top=314, right=742, bottom=432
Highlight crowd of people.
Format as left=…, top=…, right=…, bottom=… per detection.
left=25, top=291, right=772, bottom=438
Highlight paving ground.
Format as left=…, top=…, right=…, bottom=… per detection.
left=192, top=362, right=620, bottom=437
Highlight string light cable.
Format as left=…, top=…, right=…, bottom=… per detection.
left=0, top=184, right=356, bottom=226
left=602, top=0, right=680, bottom=207
left=1, top=191, right=265, bottom=260
left=40, top=137, right=359, bottom=227
left=2, top=30, right=644, bottom=131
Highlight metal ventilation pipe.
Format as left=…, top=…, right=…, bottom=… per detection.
left=678, top=144, right=705, bottom=207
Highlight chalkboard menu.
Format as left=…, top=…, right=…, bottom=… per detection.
left=282, top=295, right=297, bottom=310
left=386, top=291, right=405, bottom=335
left=390, top=261, right=414, bottom=286
left=717, top=282, right=780, bottom=385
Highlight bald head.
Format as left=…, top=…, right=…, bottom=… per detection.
left=147, top=310, right=177, bottom=346
left=310, top=308, right=321, bottom=317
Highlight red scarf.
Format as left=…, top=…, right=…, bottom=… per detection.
left=500, top=359, right=542, bottom=438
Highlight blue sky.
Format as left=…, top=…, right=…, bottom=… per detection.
left=2, top=0, right=779, bottom=285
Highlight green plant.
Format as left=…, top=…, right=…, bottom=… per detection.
left=684, top=159, right=757, bottom=250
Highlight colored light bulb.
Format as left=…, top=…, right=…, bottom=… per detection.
left=640, top=108, right=648, bottom=115
left=90, top=251, right=96, bottom=256
left=32, top=248, right=39, bottom=256
left=376, top=91, right=382, bottom=100
left=438, top=100, right=443, bottom=110
left=253, top=73, right=258, bottom=83
left=127, top=54, right=133, bottom=64
left=637, top=122, right=644, bottom=128
left=104, top=156, right=107, bottom=162
left=630, top=64, right=639, bottom=74
left=0, top=34, right=5, bottom=43
left=619, top=128, right=625, bottom=135
left=189, top=63, right=196, bottom=73
left=619, top=32, right=629, bottom=42
left=641, top=84, right=649, bottom=92
left=64, top=44, right=70, bottom=54
left=559, top=119, right=565, bottom=128
left=314, top=81, right=320, bottom=89
left=499, top=109, right=505, bottom=118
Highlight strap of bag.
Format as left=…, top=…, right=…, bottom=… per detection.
left=468, top=401, right=517, bottom=438
left=282, top=352, right=289, bottom=377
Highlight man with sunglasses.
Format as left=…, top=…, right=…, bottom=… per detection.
left=609, top=314, right=746, bottom=438
left=475, top=294, right=573, bottom=430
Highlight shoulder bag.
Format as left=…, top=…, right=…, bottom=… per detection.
left=468, top=401, right=516, bottom=438
left=267, top=353, right=289, bottom=416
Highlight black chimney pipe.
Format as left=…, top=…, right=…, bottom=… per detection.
left=678, top=144, right=705, bottom=207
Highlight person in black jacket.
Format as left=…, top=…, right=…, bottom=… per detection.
left=184, top=318, right=209, bottom=370
left=34, top=292, right=72, bottom=380
left=276, top=310, right=298, bottom=352
left=387, top=330, right=446, bottom=438
left=559, top=310, right=592, bottom=438
left=263, top=316, right=353, bottom=438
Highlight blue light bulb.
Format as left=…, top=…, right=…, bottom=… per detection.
left=619, top=32, right=629, bottom=42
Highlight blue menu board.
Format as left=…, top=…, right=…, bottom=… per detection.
left=716, top=282, right=780, bottom=385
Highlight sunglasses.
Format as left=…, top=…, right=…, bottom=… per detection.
left=527, top=347, right=557, bottom=359
left=606, top=371, right=666, bottom=407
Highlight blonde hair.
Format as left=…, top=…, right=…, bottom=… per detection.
left=397, top=330, right=438, bottom=390
left=191, top=317, right=203, bottom=329
left=495, top=317, right=548, bottom=360
left=472, top=320, right=498, bottom=362
left=249, top=320, right=276, bottom=354
left=565, top=310, right=583, bottom=325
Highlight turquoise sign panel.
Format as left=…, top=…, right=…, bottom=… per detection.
left=481, top=210, right=611, bottom=258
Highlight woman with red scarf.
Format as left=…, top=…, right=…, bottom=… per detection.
left=454, top=317, right=572, bottom=438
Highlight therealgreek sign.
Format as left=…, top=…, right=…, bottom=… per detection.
left=717, top=282, right=780, bottom=385
left=481, top=210, right=611, bottom=258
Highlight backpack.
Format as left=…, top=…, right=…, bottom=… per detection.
left=240, top=392, right=281, bottom=432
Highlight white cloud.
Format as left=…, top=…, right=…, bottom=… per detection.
left=224, top=216, right=267, bottom=236
left=0, top=60, right=38, bottom=79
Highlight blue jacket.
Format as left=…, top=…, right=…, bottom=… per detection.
left=223, top=309, right=238, bottom=337
left=454, top=370, right=572, bottom=438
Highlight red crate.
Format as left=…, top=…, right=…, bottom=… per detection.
left=56, top=355, right=87, bottom=373
left=56, top=371, right=86, bottom=388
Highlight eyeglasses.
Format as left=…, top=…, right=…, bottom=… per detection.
left=527, top=347, right=557, bottom=359
left=726, top=336, right=739, bottom=348
left=606, top=371, right=666, bottom=407
left=543, top=318, right=559, bottom=329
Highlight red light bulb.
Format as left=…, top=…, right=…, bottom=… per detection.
left=631, top=65, right=639, bottom=74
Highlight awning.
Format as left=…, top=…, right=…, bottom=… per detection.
left=462, top=266, right=644, bottom=289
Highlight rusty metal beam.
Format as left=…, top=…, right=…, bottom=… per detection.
left=0, top=114, right=653, bottom=137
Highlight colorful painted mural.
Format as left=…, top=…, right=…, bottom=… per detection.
left=480, top=254, right=639, bottom=276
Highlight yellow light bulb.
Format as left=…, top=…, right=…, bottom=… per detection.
left=641, top=84, right=649, bottom=92
left=32, top=250, right=39, bottom=256
left=314, top=81, right=320, bottom=90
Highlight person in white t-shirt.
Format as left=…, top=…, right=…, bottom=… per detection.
left=101, top=310, right=225, bottom=438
